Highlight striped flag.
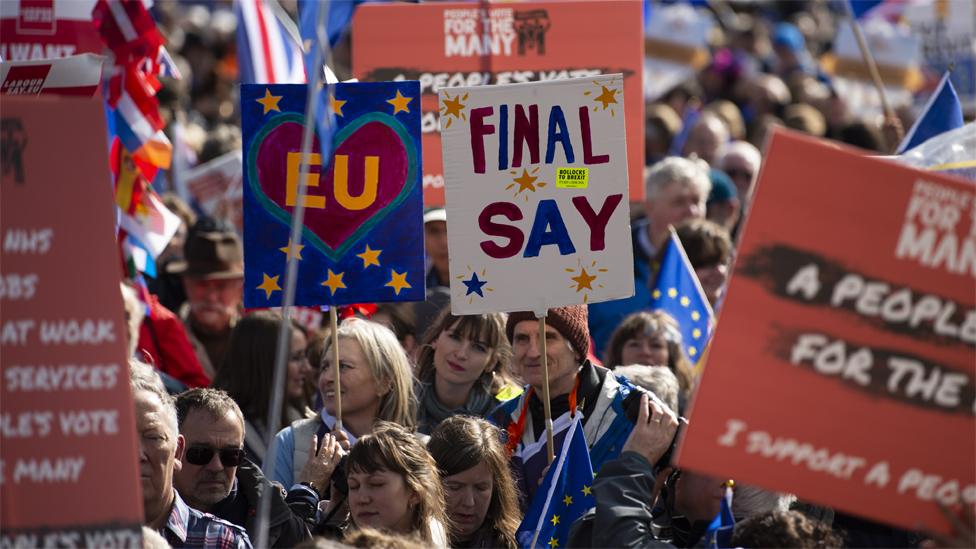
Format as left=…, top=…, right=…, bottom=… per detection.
left=236, top=0, right=306, bottom=84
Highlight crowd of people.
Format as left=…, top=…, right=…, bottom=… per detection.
left=116, top=0, right=975, bottom=548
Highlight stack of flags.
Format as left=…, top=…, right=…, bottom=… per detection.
left=92, top=0, right=180, bottom=287
left=236, top=0, right=306, bottom=85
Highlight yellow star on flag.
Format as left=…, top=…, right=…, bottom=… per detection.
left=691, top=311, right=701, bottom=321
left=356, top=245, right=382, bottom=268
left=548, top=537, right=559, bottom=548
left=550, top=515, right=560, bottom=526
left=321, top=269, right=346, bottom=296
left=680, top=296, right=690, bottom=307
left=689, top=346, right=698, bottom=357
left=692, top=328, right=702, bottom=339
left=256, top=273, right=281, bottom=299
left=652, top=289, right=661, bottom=299
left=279, top=240, right=304, bottom=260
left=563, top=494, right=573, bottom=506
left=256, top=89, right=282, bottom=114
left=385, top=270, right=411, bottom=295
left=581, top=484, right=592, bottom=496
left=667, top=287, right=678, bottom=298
left=593, top=85, right=619, bottom=109
left=386, top=90, right=413, bottom=114
left=330, top=95, right=346, bottom=117
left=571, top=268, right=597, bottom=292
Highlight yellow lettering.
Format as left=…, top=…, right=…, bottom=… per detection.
left=285, top=152, right=326, bottom=209
left=334, top=155, right=379, bottom=211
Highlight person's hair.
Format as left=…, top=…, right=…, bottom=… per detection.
left=427, top=416, right=520, bottom=548
left=324, top=319, right=417, bottom=430
left=613, top=365, right=680, bottom=414
left=732, top=484, right=796, bottom=520
left=716, top=140, right=762, bottom=176
left=645, top=156, right=711, bottom=201
left=416, top=306, right=514, bottom=395
left=783, top=103, right=826, bottom=137
left=704, top=100, right=746, bottom=141
left=730, top=510, right=844, bottom=548
left=674, top=218, right=732, bottom=269
left=347, top=422, right=449, bottom=543
left=374, top=303, right=416, bottom=346
left=211, top=311, right=306, bottom=431
left=604, top=311, right=694, bottom=395
left=130, top=359, right=177, bottom=436
left=342, top=527, right=426, bottom=549
left=174, top=388, right=245, bottom=431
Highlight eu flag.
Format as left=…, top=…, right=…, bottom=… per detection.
left=896, top=71, right=964, bottom=154
left=650, top=231, right=715, bottom=365
left=516, top=415, right=594, bottom=549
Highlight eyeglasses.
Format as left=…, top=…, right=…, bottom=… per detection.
left=185, top=446, right=246, bottom=467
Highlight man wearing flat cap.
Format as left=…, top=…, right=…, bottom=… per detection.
left=169, top=218, right=244, bottom=379
left=490, top=305, right=642, bottom=504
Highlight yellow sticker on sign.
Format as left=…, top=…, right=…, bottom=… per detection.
left=556, top=167, right=589, bottom=188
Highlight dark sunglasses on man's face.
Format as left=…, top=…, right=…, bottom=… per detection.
left=185, top=446, right=246, bottom=467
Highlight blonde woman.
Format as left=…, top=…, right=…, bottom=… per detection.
left=270, top=318, right=417, bottom=489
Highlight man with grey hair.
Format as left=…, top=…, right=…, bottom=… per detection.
left=129, top=361, right=251, bottom=548
left=174, top=388, right=323, bottom=547
left=588, top=157, right=711, bottom=354
left=613, top=365, right=681, bottom=415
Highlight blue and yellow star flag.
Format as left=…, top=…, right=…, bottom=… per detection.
left=896, top=71, right=964, bottom=154
left=650, top=230, right=715, bottom=365
left=705, top=484, right=735, bottom=548
left=516, top=415, right=593, bottom=549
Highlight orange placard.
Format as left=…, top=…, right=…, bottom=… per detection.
left=676, top=129, right=976, bottom=535
left=352, top=1, right=644, bottom=206
left=1, top=97, right=143, bottom=545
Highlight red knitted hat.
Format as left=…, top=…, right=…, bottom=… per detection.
left=506, top=305, right=590, bottom=358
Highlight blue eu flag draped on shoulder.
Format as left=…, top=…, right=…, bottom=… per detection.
left=650, top=230, right=715, bottom=365
left=516, top=415, right=594, bottom=549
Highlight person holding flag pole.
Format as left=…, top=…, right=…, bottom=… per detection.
left=490, top=304, right=644, bottom=506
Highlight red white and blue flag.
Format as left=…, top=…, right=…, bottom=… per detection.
left=236, top=0, right=305, bottom=85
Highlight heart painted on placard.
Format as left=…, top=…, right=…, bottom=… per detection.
left=247, top=112, right=417, bottom=261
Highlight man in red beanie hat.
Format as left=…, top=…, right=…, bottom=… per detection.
left=490, top=304, right=643, bottom=505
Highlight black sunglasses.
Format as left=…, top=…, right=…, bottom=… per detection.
left=185, top=446, right=246, bottom=467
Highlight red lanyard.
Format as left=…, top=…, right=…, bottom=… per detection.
left=505, top=376, right=580, bottom=455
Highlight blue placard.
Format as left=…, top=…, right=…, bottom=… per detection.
left=241, top=81, right=424, bottom=307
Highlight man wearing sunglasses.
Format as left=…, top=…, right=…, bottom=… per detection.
left=130, top=362, right=251, bottom=548
left=174, top=389, right=315, bottom=547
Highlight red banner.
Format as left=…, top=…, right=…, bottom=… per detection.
left=1, top=96, right=143, bottom=545
left=676, top=129, right=976, bottom=535
left=0, top=0, right=103, bottom=62
left=352, top=1, right=644, bottom=206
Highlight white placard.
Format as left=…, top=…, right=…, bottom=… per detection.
left=440, top=74, right=634, bottom=315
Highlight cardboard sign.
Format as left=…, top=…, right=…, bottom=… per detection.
left=0, top=53, right=103, bottom=96
left=440, top=75, right=633, bottom=315
left=183, top=150, right=244, bottom=234
left=1, top=96, right=142, bottom=545
left=241, top=81, right=425, bottom=308
left=903, top=0, right=975, bottom=113
left=0, top=0, right=103, bottom=62
left=352, top=1, right=644, bottom=206
left=676, top=129, right=976, bottom=535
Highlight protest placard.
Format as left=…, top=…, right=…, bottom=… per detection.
left=352, top=1, right=643, bottom=206
left=184, top=150, right=243, bottom=234
left=0, top=53, right=103, bottom=96
left=676, top=128, right=976, bottom=535
left=241, top=81, right=425, bottom=308
left=1, top=96, right=142, bottom=546
left=0, top=0, right=103, bottom=62
left=440, top=75, right=633, bottom=315
left=903, top=0, right=975, bottom=113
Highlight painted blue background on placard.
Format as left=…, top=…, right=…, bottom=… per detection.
left=241, top=81, right=424, bottom=307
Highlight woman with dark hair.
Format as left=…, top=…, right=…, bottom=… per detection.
left=604, top=311, right=695, bottom=401
left=346, top=422, right=450, bottom=547
left=414, top=306, right=518, bottom=434
left=211, top=310, right=313, bottom=463
left=427, top=416, right=520, bottom=549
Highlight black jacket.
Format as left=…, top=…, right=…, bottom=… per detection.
left=210, top=458, right=312, bottom=547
